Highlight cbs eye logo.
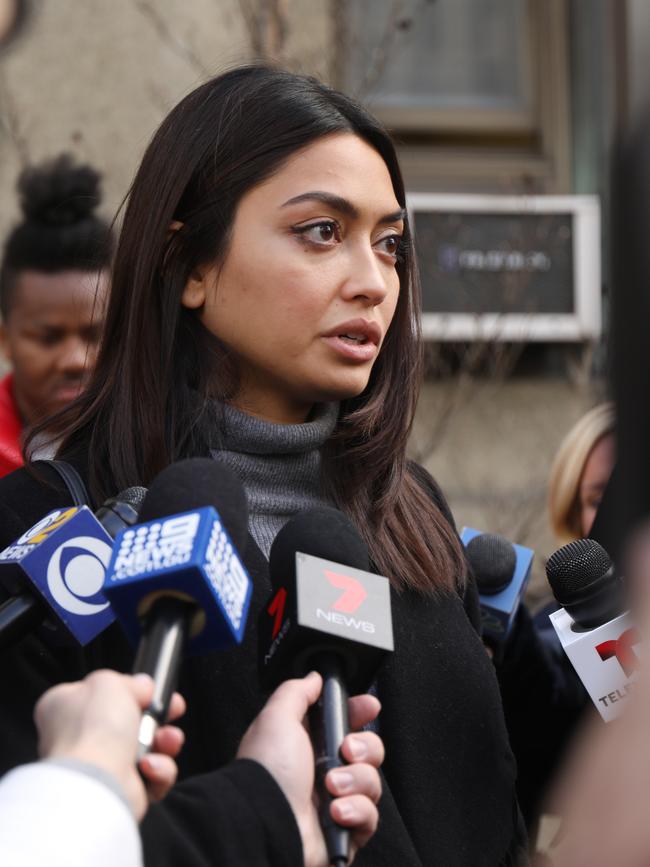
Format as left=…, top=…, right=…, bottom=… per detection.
left=46, top=536, right=113, bottom=616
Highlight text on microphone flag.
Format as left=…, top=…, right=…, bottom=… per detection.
left=104, top=506, right=252, bottom=652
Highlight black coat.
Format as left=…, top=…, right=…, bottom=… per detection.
left=0, top=459, right=526, bottom=866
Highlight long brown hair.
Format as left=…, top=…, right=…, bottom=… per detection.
left=31, top=65, right=465, bottom=595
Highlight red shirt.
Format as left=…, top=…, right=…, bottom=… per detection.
left=0, top=374, right=23, bottom=478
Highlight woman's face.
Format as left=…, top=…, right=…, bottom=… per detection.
left=579, top=432, right=616, bottom=537
left=182, top=132, right=404, bottom=423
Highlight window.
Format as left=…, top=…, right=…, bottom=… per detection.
left=334, top=0, right=571, bottom=193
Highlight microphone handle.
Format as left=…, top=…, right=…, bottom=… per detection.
left=0, top=592, right=43, bottom=650
left=308, top=652, right=350, bottom=867
left=133, top=596, right=194, bottom=759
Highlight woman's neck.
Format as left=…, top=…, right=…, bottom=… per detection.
left=228, top=381, right=314, bottom=425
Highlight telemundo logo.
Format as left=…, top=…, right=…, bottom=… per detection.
left=46, top=536, right=113, bottom=616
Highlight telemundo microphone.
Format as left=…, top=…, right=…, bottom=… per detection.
left=258, top=507, right=394, bottom=867
left=547, top=538, right=636, bottom=721
left=0, top=487, right=146, bottom=648
left=103, top=458, right=252, bottom=758
left=461, top=528, right=534, bottom=659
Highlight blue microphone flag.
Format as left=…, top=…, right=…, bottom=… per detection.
left=461, top=526, right=534, bottom=643
left=104, top=506, right=252, bottom=653
left=0, top=506, right=115, bottom=645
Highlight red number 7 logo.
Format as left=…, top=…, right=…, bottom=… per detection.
left=267, top=587, right=287, bottom=639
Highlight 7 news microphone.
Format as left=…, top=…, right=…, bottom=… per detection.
left=461, top=528, right=534, bottom=660
left=0, top=487, right=146, bottom=649
left=258, top=507, right=394, bottom=867
left=546, top=538, right=636, bottom=721
left=103, top=458, right=252, bottom=757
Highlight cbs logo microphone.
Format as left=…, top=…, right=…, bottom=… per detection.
left=0, top=488, right=145, bottom=648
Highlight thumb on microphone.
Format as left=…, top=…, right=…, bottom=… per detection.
left=237, top=672, right=383, bottom=867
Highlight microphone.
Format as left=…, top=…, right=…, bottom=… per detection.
left=258, top=507, right=394, bottom=867
left=461, top=528, right=534, bottom=657
left=103, top=458, right=252, bottom=756
left=0, top=487, right=146, bottom=648
left=547, top=538, right=637, bottom=721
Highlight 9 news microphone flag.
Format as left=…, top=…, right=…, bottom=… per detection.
left=104, top=458, right=252, bottom=755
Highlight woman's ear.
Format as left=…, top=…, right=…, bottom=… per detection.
left=181, top=271, right=208, bottom=310
left=168, top=221, right=208, bottom=310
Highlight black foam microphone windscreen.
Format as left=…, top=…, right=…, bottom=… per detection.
left=138, top=457, right=248, bottom=551
left=466, top=533, right=517, bottom=595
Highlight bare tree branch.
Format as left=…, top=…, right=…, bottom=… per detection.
left=133, top=0, right=211, bottom=78
left=238, top=0, right=289, bottom=62
left=0, top=67, right=30, bottom=165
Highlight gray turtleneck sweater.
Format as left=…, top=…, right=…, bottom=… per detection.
left=211, top=402, right=339, bottom=558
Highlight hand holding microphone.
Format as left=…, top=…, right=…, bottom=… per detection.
left=238, top=672, right=383, bottom=867
left=34, top=670, right=186, bottom=821
left=259, top=507, right=393, bottom=866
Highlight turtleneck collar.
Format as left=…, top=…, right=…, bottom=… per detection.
left=210, top=401, right=339, bottom=558
left=217, top=401, right=339, bottom=456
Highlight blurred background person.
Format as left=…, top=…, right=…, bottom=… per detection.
left=547, top=401, right=616, bottom=546
left=496, top=402, right=616, bottom=833
left=0, top=154, right=112, bottom=476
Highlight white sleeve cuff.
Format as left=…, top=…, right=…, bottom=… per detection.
left=0, top=762, right=142, bottom=867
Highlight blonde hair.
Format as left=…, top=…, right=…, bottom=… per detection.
left=548, top=402, right=616, bottom=546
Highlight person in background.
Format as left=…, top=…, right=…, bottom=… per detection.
left=0, top=670, right=383, bottom=867
left=547, top=402, right=616, bottom=545
left=0, top=154, right=113, bottom=475
left=497, top=402, right=617, bottom=832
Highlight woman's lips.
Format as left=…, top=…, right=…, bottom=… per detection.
left=322, top=319, right=382, bottom=361
left=322, top=334, right=379, bottom=362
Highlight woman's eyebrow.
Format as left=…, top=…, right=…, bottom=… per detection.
left=281, top=191, right=406, bottom=225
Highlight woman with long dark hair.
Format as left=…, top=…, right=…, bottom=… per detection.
left=0, top=66, right=524, bottom=866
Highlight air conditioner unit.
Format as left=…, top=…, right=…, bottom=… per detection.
left=407, top=193, right=601, bottom=341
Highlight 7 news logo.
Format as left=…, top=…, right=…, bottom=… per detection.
left=266, top=569, right=373, bottom=640
left=316, top=569, right=374, bottom=634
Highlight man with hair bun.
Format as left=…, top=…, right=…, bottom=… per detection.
left=0, top=154, right=113, bottom=476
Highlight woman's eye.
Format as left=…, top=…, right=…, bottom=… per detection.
left=376, top=234, right=403, bottom=259
left=294, top=221, right=340, bottom=245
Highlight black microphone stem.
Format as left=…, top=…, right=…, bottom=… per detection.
left=0, top=592, right=43, bottom=650
left=309, top=652, right=351, bottom=867
left=134, top=597, right=194, bottom=759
